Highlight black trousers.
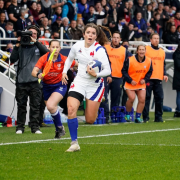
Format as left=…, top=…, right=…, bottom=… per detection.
left=143, top=79, right=164, bottom=121
left=15, top=81, right=42, bottom=132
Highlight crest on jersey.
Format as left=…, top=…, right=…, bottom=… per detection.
left=144, top=66, right=146, bottom=68
left=90, top=51, right=94, bottom=57
left=78, top=48, right=82, bottom=53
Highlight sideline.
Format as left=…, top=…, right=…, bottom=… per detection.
left=1, top=128, right=180, bottom=146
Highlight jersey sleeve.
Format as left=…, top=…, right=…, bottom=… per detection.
left=35, top=54, right=47, bottom=70
left=63, top=43, right=77, bottom=74
left=96, top=47, right=111, bottom=78
left=61, top=54, right=76, bottom=68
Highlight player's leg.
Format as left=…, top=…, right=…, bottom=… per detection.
left=135, top=90, right=146, bottom=123
left=85, top=99, right=101, bottom=124
left=46, top=92, right=65, bottom=138
left=66, top=94, right=82, bottom=152
left=125, top=89, right=136, bottom=122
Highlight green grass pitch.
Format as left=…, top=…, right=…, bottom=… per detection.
left=0, top=112, right=180, bottom=180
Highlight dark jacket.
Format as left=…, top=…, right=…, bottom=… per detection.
left=68, top=27, right=83, bottom=40
left=51, top=21, right=62, bottom=33
left=114, top=24, right=129, bottom=41
left=166, top=31, right=179, bottom=44
left=173, top=48, right=180, bottom=90
left=15, top=18, right=32, bottom=31
left=10, top=41, right=48, bottom=84
left=134, top=4, right=146, bottom=18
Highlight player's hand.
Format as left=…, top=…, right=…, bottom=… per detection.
left=16, top=37, right=21, bottom=47
left=107, top=77, right=112, bottom=84
left=38, top=73, right=44, bottom=80
left=164, top=75, right=168, bottom=82
left=62, top=73, right=68, bottom=85
left=131, top=80, right=137, bottom=86
left=87, top=66, right=97, bottom=77
left=140, top=79, right=145, bottom=85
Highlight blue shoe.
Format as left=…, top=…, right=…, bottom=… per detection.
left=125, top=115, right=131, bottom=122
left=135, top=118, right=143, bottom=123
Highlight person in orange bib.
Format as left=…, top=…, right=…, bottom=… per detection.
left=122, top=45, right=153, bottom=123
left=103, top=31, right=128, bottom=123
left=142, top=33, right=168, bottom=123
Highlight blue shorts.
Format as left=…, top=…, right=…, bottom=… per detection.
left=42, top=82, right=67, bottom=101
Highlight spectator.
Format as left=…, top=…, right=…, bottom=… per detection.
left=0, top=12, right=6, bottom=29
left=7, top=0, right=21, bottom=26
left=62, top=0, right=78, bottom=22
left=29, top=2, right=46, bottom=25
left=123, top=1, right=131, bottom=23
left=4, top=0, right=11, bottom=21
left=52, top=6, right=62, bottom=23
left=177, top=25, right=180, bottom=41
left=94, top=1, right=108, bottom=25
left=134, top=0, right=146, bottom=19
left=167, top=7, right=176, bottom=17
left=82, top=5, right=108, bottom=25
left=151, top=1, right=157, bottom=11
left=128, top=0, right=135, bottom=20
left=165, top=15, right=175, bottom=33
left=51, top=31, right=60, bottom=39
left=131, top=12, right=147, bottom=41
left=21, top=0, right=28, bottom=9
left=171, top=0, right=180, bottom=12
left=77, top=0, right=89, bottom=19
left=166, top=25, right=179, bottom=50
left=68, top=20, right=83, bottom=40
left=150, top=13, right=163, bottom=41
left=51, top=0, right=65, bottom=11
left=128, top=23, right=134, bottom=41
left=41, top=0, right=52, bottom=21
left=77, top=17, right=84, bottom=31
left=1, top=22, right=16, bottom=50
left=62, top=17, right=71, bottom=44
left=42, top=17, right=51, bottom=30
left=39, top=26, right=49, bottom=46
left=174, top=11, right=180, bottom=28
left=146, top=3, right=153, bottom=26
left=51, top=16, right=62, bottom=33
left=36, top=3, right=44, bottom=16
left=101, top=0, right=107, bottom=11
left=28, top=14, right=36, bottom=25
left=10, top=25, right=48, bottom=134
left=0, top=0, right=4, bottom=14
left=164, top=5, right=169, bottom=14
left=172, top=43, right=180, bottom=117
left=15, top=8, right=32, bottom=31
left=142, top=26, right=153, bottom=42
left=115, top=17, right=129, bottom=41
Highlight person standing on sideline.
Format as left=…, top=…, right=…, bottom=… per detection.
left=62, top=23, right=111, bottom=152
left=32, top=40, right=77, bottom=138
left=172, top=43, right=180, bottom=117
left=122, top=45, right=153, bottom=123
left=142, top=33, right=168, bottom=123
left=101, top=31, right=128, bottom=123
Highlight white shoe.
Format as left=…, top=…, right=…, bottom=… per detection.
left=66, top=141, right=80, bottom=152
left=16, top=130, right=23, bottom=134
left=34, top=130, right=42, bottom=134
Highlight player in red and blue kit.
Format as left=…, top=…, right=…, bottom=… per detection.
left=32, top=40, right=77, bottom=138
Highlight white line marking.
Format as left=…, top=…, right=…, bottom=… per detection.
left=0, top=128, right=180, bottom=146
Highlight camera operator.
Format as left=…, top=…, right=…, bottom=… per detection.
left=10, top=25, right=49, bottom=134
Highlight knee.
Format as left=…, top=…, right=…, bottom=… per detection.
left=139, top=98, right=145, bottom=104
left=86, top=114, right=98, bottom=124
left=46, top=102, right=56, bottom=113
left=128, top=96, right=135, bottom=103
left=68, top=105, right=76, bottom=118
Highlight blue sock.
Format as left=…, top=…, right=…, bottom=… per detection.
left=51, top=110, right=62, bottom=131
left=136, top=112, right=141, bottom=119
left=126, top=111, right=131, bottom=115
left=67, top=118, right=78, bottom=141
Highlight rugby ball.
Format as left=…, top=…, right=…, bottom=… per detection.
left=87, top=60, right=102, bottom=73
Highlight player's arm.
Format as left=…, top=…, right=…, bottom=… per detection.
left=144, top=61, right=153, bottom=82
left=96, top=48, right=111, bottom=78
left=163, top=54, right=168, bottom=82
left=121, top=58, right=132, bottom=83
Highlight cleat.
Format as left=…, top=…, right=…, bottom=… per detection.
left=143, top=118, right=149, bottom=123
left=54, top=126, right=65, bottom=139
left=66, top=141, right=80, bottom=152
left=154, top=119, right=164, bottom=123
left=125, top=115, right=131, bottom=122
left=16, top=130, right=23, bottom=134
left=40, top=123, right=51, bottom=127
left=34, top=130, right=42, bottom=134
left=135, top=118, right=143, bottom=123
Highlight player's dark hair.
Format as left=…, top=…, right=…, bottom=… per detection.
left=49, top=39, right=60, bottom=47
left=83, top=23, right=109, bottom=46
left=112, top=31, right=121, bottom=38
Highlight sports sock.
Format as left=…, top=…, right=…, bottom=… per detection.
left=51, top=109, right=62, bottom=131
left=67, top=118, right=78, bottom=141
left=136, top=112, right=141, bottom=119
left=126, top=111, right=131, bottom=115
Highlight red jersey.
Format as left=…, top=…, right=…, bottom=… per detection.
left=35, top=52, right=75, bottom=84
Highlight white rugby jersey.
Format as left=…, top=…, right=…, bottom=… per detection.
left=63, top=40, right=111, bottom=81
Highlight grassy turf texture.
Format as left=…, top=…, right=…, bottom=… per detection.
left=0, top=112, right=180, bottom=180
